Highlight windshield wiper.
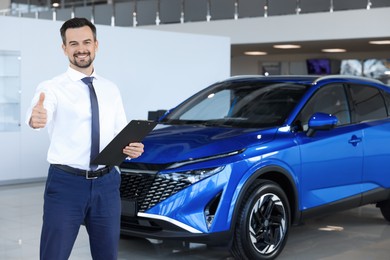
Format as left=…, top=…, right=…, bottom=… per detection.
left=202, top=119, right=236, bottom=128
left=162, top=119, right=239, bottom=128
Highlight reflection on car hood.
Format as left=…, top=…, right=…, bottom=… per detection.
left=131, top=124, right=278, bottom=164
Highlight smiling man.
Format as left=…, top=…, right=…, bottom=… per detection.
left=26, top=17, right=144, bottom=260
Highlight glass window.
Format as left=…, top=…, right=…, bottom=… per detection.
left=164, top=82, right=309, bottom=128
left=0, top=51, right=21, bottom=132
left=349, top=85, right=387, bottom=123
left=180, top=89, right=231, bottom=120
left=381, top=90, right=390, bottom=117
left=295, top=84, right=350, bottom=131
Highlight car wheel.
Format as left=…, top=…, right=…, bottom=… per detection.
left=378, top=200, right=390, bottom=222
left=231, top=180, right=290, bottom=260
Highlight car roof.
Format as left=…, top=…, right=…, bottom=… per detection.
left=221, top=75, right=385, bottom=87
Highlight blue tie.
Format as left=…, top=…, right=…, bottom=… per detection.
left=81, top=77, right=100, bottom=170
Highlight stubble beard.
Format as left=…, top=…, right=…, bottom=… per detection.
left=70, top=52, right=94, bottom=69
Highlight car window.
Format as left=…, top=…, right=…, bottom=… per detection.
left=180, top=90, right=231, bottom=120
left=227, top=84, right=302, bottom=126
left=348, top=84, right=387, bottom=123
left=165, top=82, right=309, bottom=128
left=381, top=89, right=390, bottom=116
left=294, top=84, right=350, bottom=131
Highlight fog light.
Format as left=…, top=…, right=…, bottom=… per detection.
left=205, top=193, right=222, bottom=229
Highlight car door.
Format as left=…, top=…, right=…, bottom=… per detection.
left=348, top=84, right=390, bottom=191
left=293, top=83, right=364, bottom=211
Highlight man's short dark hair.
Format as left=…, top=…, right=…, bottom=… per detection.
left=60, top=17, right=97, bottom=44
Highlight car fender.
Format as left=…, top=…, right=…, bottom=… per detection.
left=228, top=161, right=301, bottom=233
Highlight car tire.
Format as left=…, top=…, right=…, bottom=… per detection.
left=378, top=200, right=390, bottom=222
left=231, top=180, right=290, bottom=260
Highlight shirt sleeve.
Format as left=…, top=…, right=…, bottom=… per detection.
left=114, top=91, right=128, bottom=136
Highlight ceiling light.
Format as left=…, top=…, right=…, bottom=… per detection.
left=52, top=2, right=60, bottom=7
left=369, top=40, right=390, bottom=45
left=273, top=44, right=301, bottom=49
left=321, top=48, right=346, bottom=53
left=244, top=51, right=267, bottom=56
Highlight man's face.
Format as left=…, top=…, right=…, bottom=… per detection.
left=62, top=26, right=98, bottom=72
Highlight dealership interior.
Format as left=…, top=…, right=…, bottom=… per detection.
left=1, top=0, right=390, bottom=259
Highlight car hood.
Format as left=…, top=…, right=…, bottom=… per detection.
left=131, top=124, right=278, bottom=165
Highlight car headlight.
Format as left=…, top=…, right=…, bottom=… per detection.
left=160, top=166, right=225, bottom=184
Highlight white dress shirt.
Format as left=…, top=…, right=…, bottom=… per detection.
left=26, top=67, right=127, bottom=170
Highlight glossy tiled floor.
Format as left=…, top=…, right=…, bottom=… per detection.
left=1, top=181, right=389, bottom=260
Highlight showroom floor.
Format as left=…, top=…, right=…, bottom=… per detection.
left=1, top=181, right=389, bottom=260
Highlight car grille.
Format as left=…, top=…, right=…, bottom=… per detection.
left=120, top=169, right=192, bottom=212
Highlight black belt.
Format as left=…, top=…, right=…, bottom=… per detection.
left=52, top=164, right=113, bottom=179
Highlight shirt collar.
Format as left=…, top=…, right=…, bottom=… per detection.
left=67, top=66, right=98, bottom=82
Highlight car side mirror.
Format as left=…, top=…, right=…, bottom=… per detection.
left=306, top=112, right=338, bottom=137
left=148, top=109, right=168, bottom=121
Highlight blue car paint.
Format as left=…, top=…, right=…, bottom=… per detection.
left=147, top=165, right=233, bottom=232
left=361, top=119, right=390, bottom=188
left=136, top=125, right=301, bottom=232
left=134, top=125, right=278, bottom=164
left=119, top=75, right=390, bottom=248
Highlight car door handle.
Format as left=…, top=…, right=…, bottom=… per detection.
left=348, top=135, right=362, bottom=147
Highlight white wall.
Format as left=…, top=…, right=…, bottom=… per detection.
left=95, top=26, right=230, bottom=120
left=0, top=0, right=10, bottom=10
left=0, top=16, right=230, bottom=183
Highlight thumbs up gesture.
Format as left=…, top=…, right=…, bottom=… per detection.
left=29, top=92, right=47, bottom=129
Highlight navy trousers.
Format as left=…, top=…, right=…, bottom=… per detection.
left=40, top=165, right=121, bottom=260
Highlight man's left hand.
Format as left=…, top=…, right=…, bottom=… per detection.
left=123, top=142, right=144, bottom=159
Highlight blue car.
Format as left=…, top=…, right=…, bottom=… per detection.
left=119, top=75, right=390, bottom=259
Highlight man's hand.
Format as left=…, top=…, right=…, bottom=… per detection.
left=29, top=92, right=47, bottom=129
left=123, top=142, right=144, bottom=159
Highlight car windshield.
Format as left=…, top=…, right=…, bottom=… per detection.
left=162, top=81, right=310, bottom=128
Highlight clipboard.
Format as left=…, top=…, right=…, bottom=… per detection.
left=92, top=120, right=157, bottom=166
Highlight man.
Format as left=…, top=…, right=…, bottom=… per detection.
left=26, top=17, right=144, bottom=260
